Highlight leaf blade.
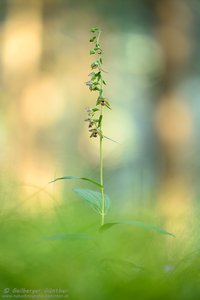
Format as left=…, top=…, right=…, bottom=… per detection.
left=49, top=176, right=103, bottom=188
left=99, top=220, right=175, bottom=237
left=73, top=188, right=111, bottom=214
left=98, top=115, right=103, bottom=128
left=90, top=27, right=99, bottom=33
left=103, top=135, right=120, bottom=144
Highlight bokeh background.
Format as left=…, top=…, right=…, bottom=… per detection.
left=1, top=0, right=200, bottom=299
left=1, top=0, right=200, bottom=220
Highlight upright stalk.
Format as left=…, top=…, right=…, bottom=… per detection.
left=99, top=105, right=105, bottom=225
left=85, top=27, right=111, bottom=225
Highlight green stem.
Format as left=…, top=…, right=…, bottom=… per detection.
left=100, top=105, right=105, bottom=226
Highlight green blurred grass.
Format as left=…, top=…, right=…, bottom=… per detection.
left=0, top=182, right=200, bottom=300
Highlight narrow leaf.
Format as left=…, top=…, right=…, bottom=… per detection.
left=90, top=27, right=98, bottom=33
left=105, top=103, right=111, bottom=109
left=49, top=176, right=103, bottom=188
left=92, top=107, right=99, bottom=112
left=96, top=98, right=101, bottom=106
left=98, top=115, right=103, bottom=128
left=103, top=135, right=120, bottom=144
left=99, top=221, right=175, bottom=237
left=73, top=188, right=111, bottom=214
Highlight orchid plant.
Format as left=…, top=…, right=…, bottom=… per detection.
left=50, top=27, right=174, bottom=237
left=51, top=27, right=111, bottom=226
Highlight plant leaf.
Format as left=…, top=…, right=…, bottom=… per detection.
left=105, top=103, right=111, bottom=109
left=73, top=188, right=111, bottom=214
left=92, top=107, right=99, bottom=112
left=90, top=27, right=99, bottom=33
left=90, top=49, right=96, bottom=55
left=49, top=176, right=103, bottom=188
left=103, top=135, right=120, bottom=144
left=99, top=220, right=175, bottom=237
left=98, top=115, right=103, bottom=128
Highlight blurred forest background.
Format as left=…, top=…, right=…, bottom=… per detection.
left=1, top=0, right=200, bottom=228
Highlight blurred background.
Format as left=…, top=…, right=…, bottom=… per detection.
left=0, top=0, right=200, bottom=223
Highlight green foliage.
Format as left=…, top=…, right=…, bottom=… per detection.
left=90, top=27, right=98, bottom=33
left=98, top=114, right=103, bottom=128
left=73, top=187, right=111, bottom=214
left=50, top=176, right=102, bottom=188
left=89, top=36, right=96, bottom=42
left=85, top=27, right=111, bottom=142
left=84, top=27, right=112, bottom=225
left=100, top=221, right=175, bottom=237
left=90, top=49, right=96, bottom=55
